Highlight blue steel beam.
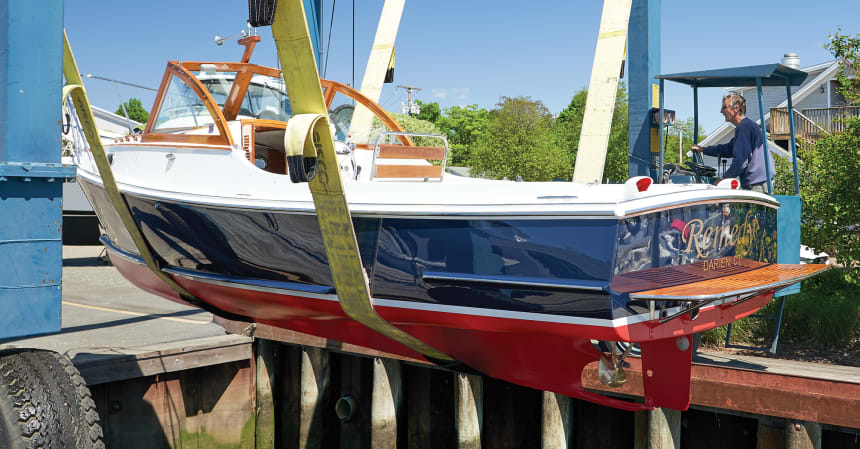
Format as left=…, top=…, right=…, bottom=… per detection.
left=303, top=0, right=322, bottom=71
left=627, top=0, right=661, bottom=180
left=0, top=0, right=69, bottom=339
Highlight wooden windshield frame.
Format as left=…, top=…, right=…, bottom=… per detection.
left=143, top=61, right=413, bottom=148
left=143, top=61, right=235, bottom=147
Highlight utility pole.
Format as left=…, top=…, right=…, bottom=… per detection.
left=397, top=84, right=422, bottom=116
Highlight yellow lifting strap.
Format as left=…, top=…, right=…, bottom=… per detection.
left=62, top=31, right=207, bottom=309
left=271, top=0, right=453, bottom=362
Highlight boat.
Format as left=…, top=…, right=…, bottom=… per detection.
left=68, top=37, right=827, bottom=412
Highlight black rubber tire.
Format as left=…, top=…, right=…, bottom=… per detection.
left=0, top=349, right=104, bottom=449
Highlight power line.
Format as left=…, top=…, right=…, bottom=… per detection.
left=397, top=84, right=422, bottom=116
left=323, top=0, right=337, bottom=78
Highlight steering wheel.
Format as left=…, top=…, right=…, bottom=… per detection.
left=684, top=161, right=717, bottom=176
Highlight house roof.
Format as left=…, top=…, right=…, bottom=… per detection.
left=656, top=64, right=808, bottom=88
left=727, top=60, right=834, bottom=93
left=699, top=60, right=842, bottom=147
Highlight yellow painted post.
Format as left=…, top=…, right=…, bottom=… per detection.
left=572, top=0, right=633, bottom=184
left=349, top=0, right=406, bottom=143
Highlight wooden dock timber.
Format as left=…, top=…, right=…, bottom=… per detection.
left=216, top=316, right=860, bottom=434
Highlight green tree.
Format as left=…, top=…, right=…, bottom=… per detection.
left=115, top=98, right=149, bottom=124
left=388, top=113, right=443, bottom=147
left=552, top=84, right=630, bottom=182
left=369, top=113, right=443, bottom=148
left=662, top=118, right=707, bottom=165
left=470, top=96, right=571, bottom=181
left=797, top=118, right=860, bottom=276
left=825, top=29, right=860, bottom=105
left=436, top=104, right=491, bottom=166
left=415, top=100, right=441, bottom=124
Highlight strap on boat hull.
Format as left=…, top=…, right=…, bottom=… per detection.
left=271, top=0, right=454, bottom=362
left=62, top=31, right=249, bottom=322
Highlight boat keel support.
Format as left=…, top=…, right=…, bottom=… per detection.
left=640, top=335, right=694, bottom=410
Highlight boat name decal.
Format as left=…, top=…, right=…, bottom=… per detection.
left=681, top=210, right=760, bottom=259
left=702, top=256, right=742, bottom=272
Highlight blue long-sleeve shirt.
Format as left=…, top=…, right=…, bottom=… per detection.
left=703, top=117, right=775, bottom=187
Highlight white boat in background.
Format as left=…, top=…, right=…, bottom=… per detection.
left=62, top=105, right=141, bottom=245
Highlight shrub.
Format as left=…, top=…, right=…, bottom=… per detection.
left=702, top=269, right=859, bottom=349
left=758, top=268, right=859, bottom=347
left=471, top=96, right=571, bottom=181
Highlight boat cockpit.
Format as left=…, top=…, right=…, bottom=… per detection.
left=130, top=42, right=444, bottom=182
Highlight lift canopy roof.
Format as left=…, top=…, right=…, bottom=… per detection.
left=656, top=63, right=808, bottom=87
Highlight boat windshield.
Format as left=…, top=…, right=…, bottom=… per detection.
left=151, top=74, right=219, bottom=133
left=196, top=72, right=292, bottom=121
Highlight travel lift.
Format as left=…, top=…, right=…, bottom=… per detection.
left=0, top=2, right=103, bottom=447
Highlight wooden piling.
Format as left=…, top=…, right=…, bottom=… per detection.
left=300, top=347, right=329, bottom=449
left=786, top=420, right=821, bottom=449
left=755, top=417, right=784, bottom=449
left=255, top=339, right=278, bottom=449
left=541, top=392, right=572, bottom=449
left=455, top=373, right=483, bottom=449
left=371, top=357, right=402, bottom=448
left=634, top=408, right=680, bottom=449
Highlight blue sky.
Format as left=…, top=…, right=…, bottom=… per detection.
left=64, top=0, right=859, bottom=134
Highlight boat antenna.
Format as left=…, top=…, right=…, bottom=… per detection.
left=352, top=0, right=355, bottom=90
left=214, top=29, right=248, bottom=46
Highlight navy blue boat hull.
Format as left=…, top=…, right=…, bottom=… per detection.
left=79, top=177, right=782, bottom=411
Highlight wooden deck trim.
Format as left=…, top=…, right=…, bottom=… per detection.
left=630, top=264, right=828, bottom=301
left=377, top=145, right=446, bottom=160
left=374, top=165, right=443, bottom=179
left=139, top=133, right=232, bottom=147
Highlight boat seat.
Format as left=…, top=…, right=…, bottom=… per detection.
left=372, top=144, right=446, bottom=180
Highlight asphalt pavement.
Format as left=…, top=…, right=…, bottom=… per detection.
left=0, top=245, right=227, bottom=359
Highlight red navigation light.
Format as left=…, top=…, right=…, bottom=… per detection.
left=636, top=177, right=652, bottom=192
left=731, top=179, right=739, bottom=189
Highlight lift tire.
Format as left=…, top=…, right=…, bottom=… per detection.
left=0, top=349, right=104, bottom=449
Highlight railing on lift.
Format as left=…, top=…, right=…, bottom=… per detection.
left=369, top=131, right=449, bottom=181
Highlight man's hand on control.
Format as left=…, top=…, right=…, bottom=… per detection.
left=691, top=145, right=704, bottom=153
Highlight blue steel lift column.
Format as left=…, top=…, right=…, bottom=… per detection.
left=0, top=0, right=74, bottom=339
left=627, top=0, right=661, bottom=180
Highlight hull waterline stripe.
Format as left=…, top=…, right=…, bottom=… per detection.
left=102, top=238, right=688, bottom=329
